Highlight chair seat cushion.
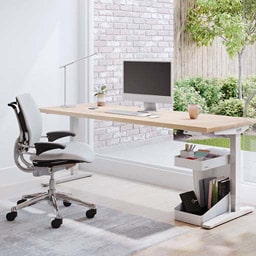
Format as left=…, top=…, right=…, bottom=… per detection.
left=31, top=141, right=95, bottom=164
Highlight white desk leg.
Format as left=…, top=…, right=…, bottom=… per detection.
left=202, top=133, right=253, bottom=229
left=41, top=116, right=92, bottom=187
left=229, top=134, right=240, bottom=211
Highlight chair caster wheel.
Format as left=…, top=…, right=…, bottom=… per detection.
left=86, top=208, right=97, bottom=219
left=63, top=200, right=71, bottom=207
left=17, top=199, right=27, bottom=204
left=6, top=211, right=17, bottom=221
left=51, top=218, right=63, bottom=229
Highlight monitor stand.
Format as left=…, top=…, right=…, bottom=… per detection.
left=143, top=102, right=157, bottom=112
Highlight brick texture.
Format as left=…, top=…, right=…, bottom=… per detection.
left=94, top=0, right=174, bottom=148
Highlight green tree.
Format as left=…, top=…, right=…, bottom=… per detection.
left=186, top=0, right=256, bottom=99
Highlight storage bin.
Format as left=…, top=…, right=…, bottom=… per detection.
left=174, top=194, right=229, bottom=226
left=174, top=154, right=229, bottom=171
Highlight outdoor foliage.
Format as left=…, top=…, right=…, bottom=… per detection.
left=174, top=77, right=222, bottom=112
left=212, top=98, right=244, bottom=117
left=189, top=135, right=256, bottom=152
left=191, top=78, right=221, bottom=109
left=245, top=97, right=256, bottom=118
left=186, top=0, right=256, bottom=99
left=242, top=76, right=256, bottom=99
left=220, top=77, right=238, bottom=100
left=173, top=85, right=208, bottom=112
left=174, top=76, right=256, bottom=118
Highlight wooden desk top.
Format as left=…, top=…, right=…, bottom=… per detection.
left=40, top=104, right=256, bottom=133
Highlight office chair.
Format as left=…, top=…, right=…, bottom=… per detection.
left=6, top=93, right=97, bottom=228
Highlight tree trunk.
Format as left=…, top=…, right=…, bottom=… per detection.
left=238, top=49, right=244, bottom=99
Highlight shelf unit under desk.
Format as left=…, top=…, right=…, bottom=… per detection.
left=174, top=153, right=230, bottom=227
left=174, top=126, right=254, bottom=229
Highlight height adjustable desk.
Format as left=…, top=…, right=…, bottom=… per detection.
left=40, top=104, right=256, bottom=228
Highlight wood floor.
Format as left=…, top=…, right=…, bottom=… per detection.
left=1, top=172, right=256, bottom=256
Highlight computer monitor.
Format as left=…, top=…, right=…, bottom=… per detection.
left=123, top=60, right=172, bottom=111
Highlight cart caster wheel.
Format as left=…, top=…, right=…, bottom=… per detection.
left=17, top=199, right=27, bottom=205
left=63, top=200, right=71, bottom=207
left=51, top=218, right=63, bottom=229
left=6, top=211, right=17, bottom=221
left=86, top=209, right=97, bottom=219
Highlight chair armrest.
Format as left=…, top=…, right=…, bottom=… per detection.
left=34, top=142, right=66, bottom=155
left=46, top=131, right=76, bottom=142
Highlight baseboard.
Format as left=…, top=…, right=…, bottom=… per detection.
left=95, top=135, right=173, bottom=154
left=83, top=154, right=194, bottom=191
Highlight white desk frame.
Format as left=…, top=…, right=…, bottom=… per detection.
left=201, top=126, right=252, bottom=229
left=40, top=104, right=256, bottom=228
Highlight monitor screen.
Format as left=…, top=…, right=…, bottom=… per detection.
left=123, top=61, right=172, bottom=111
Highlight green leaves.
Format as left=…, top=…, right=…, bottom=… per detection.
left=213, top=98, right=244, bottom=116
left=174, top=76, right=243, bottom=115
left=94, top=85, right=107, bottom=96
left=186, top=0, right=256, bottom=58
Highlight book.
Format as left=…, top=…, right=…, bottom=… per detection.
left=202, top=177, right=216, bottom=209
left=198, top=176, right=230, bottom=210
left=212, top=176, right=228, bottom=206
left=218, top=177, right=230, bottom=200
left=207, top=180, right=213, bottom=209
left=198, top=179, right=206, bottom=207
left=207, top=176, right=230, bottom=209
left=179, top=191, right=203, bottom=215
left=211, top=178, right=218, bottom=207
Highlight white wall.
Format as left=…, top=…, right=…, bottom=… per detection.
left=0, top=0, right=79, bottom=173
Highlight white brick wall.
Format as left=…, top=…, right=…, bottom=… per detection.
left=94, top=0, right=174, bottom=149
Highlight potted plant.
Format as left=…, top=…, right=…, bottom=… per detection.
left=94, top=85, right=107, bottom=106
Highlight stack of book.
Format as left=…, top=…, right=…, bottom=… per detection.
left=199, top=176, right=230, bottom=210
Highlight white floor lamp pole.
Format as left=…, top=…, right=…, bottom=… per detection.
left=59, top=52, right=97, bottom=107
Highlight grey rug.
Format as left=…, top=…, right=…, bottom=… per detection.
left=0, top=199, right=188, bottom=256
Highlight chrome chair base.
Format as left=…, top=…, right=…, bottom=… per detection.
left=6, top=172, right=97, bottom=228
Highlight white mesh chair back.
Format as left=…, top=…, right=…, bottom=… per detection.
left=16, top=94, right=43, bottom=146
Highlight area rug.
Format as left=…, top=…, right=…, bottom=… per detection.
left=0, top=199, right=188, bottom=256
